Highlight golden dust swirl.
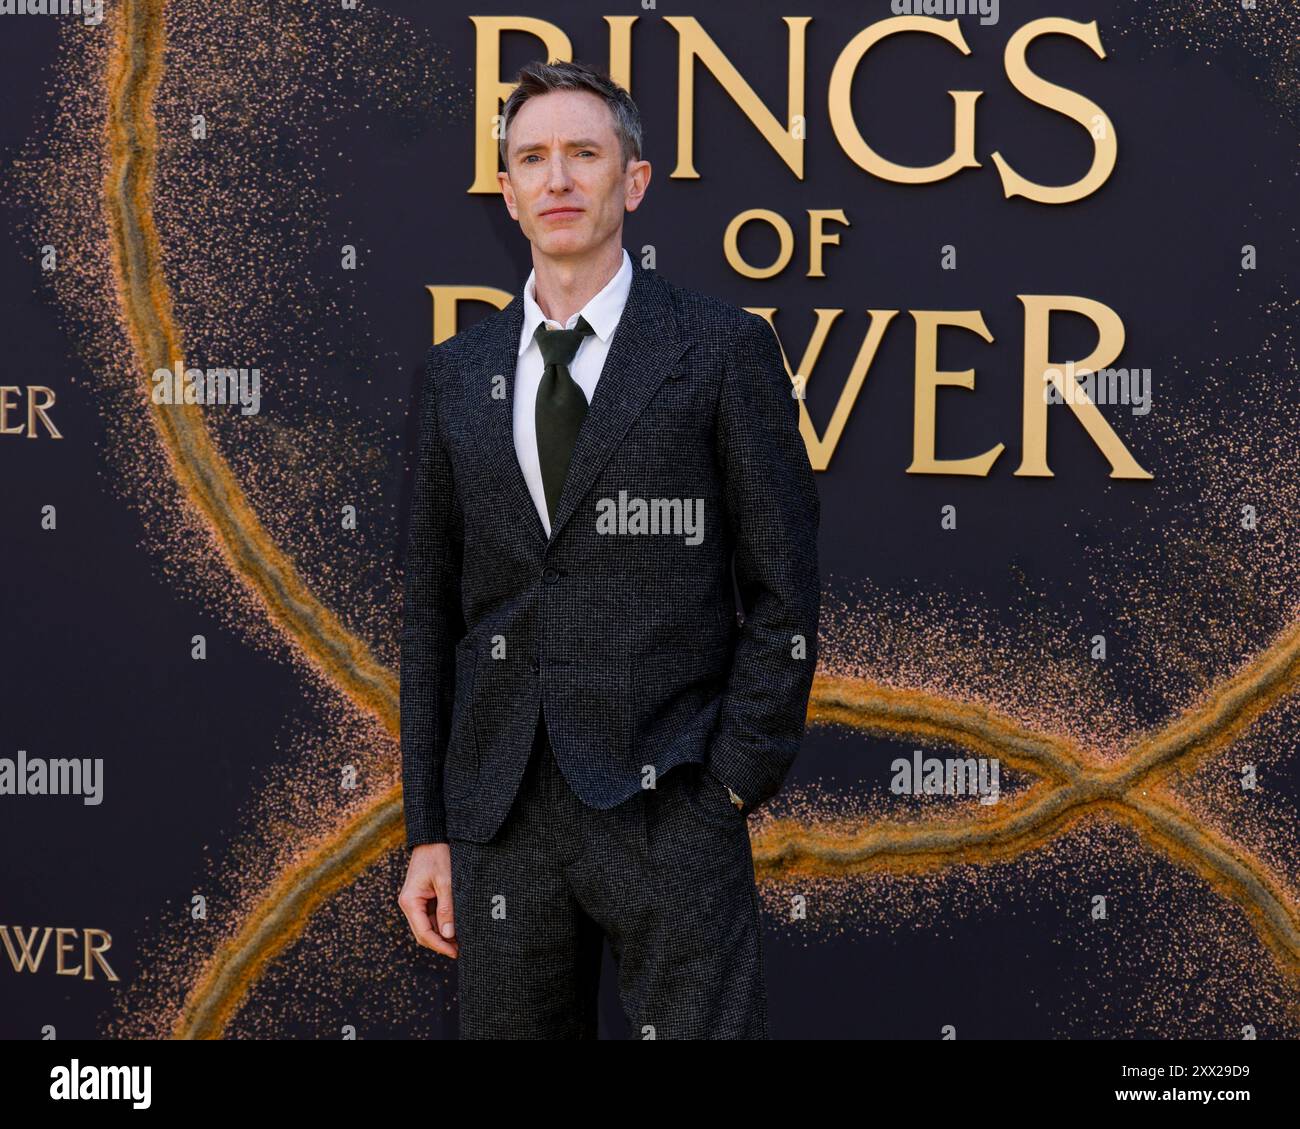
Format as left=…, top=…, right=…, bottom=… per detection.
left=174, top=793, right=404, bottom=1040
left=102, top=0, right=1300, bottom=1038
left=758, top=618, right=1300, bottom=987
left=103, top=0, right=401, bottom=1040
left=106, top=0, right=399, bottom=729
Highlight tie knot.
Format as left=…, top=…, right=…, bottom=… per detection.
left=535, top=315, right=595, bottom=367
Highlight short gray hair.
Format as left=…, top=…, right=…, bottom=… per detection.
left=499, top=59, right=642, bottom=172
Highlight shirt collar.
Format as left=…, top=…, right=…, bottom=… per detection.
left=518, top=247, right=633, bottom=356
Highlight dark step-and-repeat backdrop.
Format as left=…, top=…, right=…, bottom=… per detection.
left=1, top=0, right=1297, bottom=1044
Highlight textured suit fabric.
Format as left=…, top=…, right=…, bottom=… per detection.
left=399, top=257, right=821, bottom=849
left=452, top=714, right=766, bottom=1039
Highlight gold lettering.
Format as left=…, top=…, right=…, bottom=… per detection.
left=0, top=925, right=53, bottom=972
left=829, top=17, right=980, bottom=184
left=28, top=386, right=62, bottom=438
left=665, top=16, right=809, bottom=180
left=992, top=19, right=1116, bottom=204
left=84, top=928, right=119, bottom=982
left=55, top=927, right=82, bottom=977
left=723, top=210, right=795, bottom=278
left=0, top=387, right=23, bottom=435
left=909, top=310, right=1002, bottom=476
left=1017, top=294, right=1150, bottom=478
left=807, top=209, right=849, bottom=278
left=749, top=308, right=899, bottom=471
left=426, top=284, right=514, bottom=345
left=470, top=17, right=573, bottom=194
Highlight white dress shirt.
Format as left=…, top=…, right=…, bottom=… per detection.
left=514, top=246, right=634, bottom=536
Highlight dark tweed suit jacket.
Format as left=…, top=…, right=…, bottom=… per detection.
left=400, top=259, right=820, bottom=848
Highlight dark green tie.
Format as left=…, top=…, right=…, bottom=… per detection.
left=534, top=316, right=595, bottom=527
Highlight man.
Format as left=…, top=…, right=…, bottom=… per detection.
left=397, top=58, right=820, bottom=1039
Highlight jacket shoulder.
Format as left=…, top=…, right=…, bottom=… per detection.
left=655, top=272, right=759, bottom=326
left=654, top=272, right=770, bottom=345
left=424, top=297, right=517, bottom=373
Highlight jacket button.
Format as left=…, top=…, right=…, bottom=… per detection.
left=529, top=658, right=539, bottom=673
left=542, top=566, right=560, bottom=583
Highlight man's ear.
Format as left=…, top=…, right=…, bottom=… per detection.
left=623, top=160, right=651, bottom=213
left=498, top=170, right=518, bottom=219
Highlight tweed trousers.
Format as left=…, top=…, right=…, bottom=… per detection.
left=449, top=712, right=768, bottom=1039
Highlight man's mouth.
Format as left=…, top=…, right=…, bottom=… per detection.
left=541, top=207, right=583, bottom=217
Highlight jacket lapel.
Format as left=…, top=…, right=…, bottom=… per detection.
left=474, top=262, right=691, bottom=548
left=475, top=289, right=547, bottom=545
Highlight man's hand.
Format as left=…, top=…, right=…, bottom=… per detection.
left=398, top=843, right=458, bottom=958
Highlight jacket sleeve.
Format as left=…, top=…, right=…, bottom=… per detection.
left=399, top=343, right=466, bottom=848
left=707, top=312, right=822, bottom=812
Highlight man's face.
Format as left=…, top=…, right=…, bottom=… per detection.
left=499, top=89, right=648, bottom=259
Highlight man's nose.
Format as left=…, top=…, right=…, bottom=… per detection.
left=546, top=154, right=574, bottom=190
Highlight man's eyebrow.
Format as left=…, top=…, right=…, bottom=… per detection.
left=513, top=138, right=605, bottom=155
